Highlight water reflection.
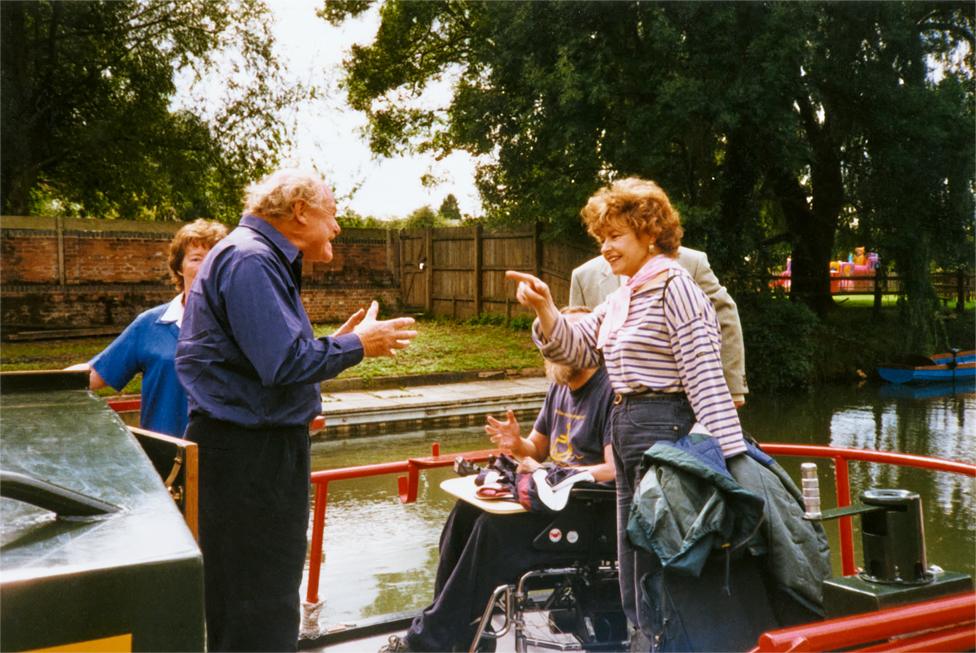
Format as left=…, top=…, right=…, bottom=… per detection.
left=741, top=382, right=975, bottom=579
left=308, top=384, right=975, bottom=627
left=305, top=430, right=488, bottom=625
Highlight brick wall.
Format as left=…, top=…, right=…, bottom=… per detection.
left=1, top=217, right=401, bottom=330
left=2, top=285, right=176, bottom=330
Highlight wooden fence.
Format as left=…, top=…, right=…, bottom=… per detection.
left=765, top=270, right=973, bottom=312
left=398, top=223, right=974, bottom=320
left=397, top=225, right=595, bottom=319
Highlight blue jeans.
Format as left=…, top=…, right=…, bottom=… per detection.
left=610, top=393, right=694, bottom=641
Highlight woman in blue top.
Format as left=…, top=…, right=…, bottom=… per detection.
left=68, top=219, right=227, bottom=436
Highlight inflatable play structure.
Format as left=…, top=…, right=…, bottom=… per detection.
left=773, top=247, right=880, bottom=292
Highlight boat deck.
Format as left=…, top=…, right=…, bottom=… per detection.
left=301, top=611, right=589, bottom=653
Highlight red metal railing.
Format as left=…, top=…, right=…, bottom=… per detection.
left=305, top=444, right=499, bottom=604
left=750, top=592, right=975, bottom=652
left=759, top=444, right=975, bottom=576
left=303, top=443, right=974, bottom=603
left=304, top=442, right=976, bottom=651
left=107, top=398, right=327, bottom=433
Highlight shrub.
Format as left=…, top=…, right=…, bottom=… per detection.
left=739, top=295, right=820, bottom=392
left=466, top=313, right=534, bottom=331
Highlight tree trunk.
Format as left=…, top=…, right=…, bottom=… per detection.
left=772, top=94, right=845, bottom=318
left=893, top=240, right=938, bottom=354
left=1, top=2, right=38, bottom=215
left=772, top=170, right=838, bottom=317
left=717, top=126, right=761, bottom=283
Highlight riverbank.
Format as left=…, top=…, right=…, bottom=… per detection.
left=0, top=319, right=544, bottom=396
left=319, top=374, right=548, bottom=438
left=2, top=305, right=973, bottom=396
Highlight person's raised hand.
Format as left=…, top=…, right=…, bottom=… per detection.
left=353, top=301, right=418, bottom=358
left=505, top=270, right=560, bottom=337
left=332, top=307, right=366, bottom=337
left=505, top=271, right=552, bottom=312
left=485, top=409, right=521, bottom=453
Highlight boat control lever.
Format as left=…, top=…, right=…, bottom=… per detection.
left=800, top=462, right=973, bottom=617
left=0, top=469, right=120, bottom=519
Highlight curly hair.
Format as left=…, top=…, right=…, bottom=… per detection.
left=243, top=168, right=332, bottom=222
left=579, top=177, right=683, bottom=256
left=168, top=219, right=228, bottom=292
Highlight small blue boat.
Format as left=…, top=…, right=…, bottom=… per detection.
left=877, top=349, right=976, bottom=384
left=878, top=379, right=976, bottom=400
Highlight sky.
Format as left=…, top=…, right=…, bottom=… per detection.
left=266, top=0, right=482, bottom=219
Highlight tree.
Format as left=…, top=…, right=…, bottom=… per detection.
left=438, top=193, right=462, bottom=222
left=403, top=205, right=445, bottom=229
left=337, top=208, right=388, bottom=228
left=1, top=0, right=298, bottom=221
left=322, top=1, right=973, bottom=333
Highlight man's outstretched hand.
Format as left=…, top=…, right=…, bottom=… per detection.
left=352, top=301, right=418, bottom=357
left=332, top=308, right=366, bottom=337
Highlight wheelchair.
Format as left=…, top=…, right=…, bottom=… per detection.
left=468, top=485, right=628, bottom=653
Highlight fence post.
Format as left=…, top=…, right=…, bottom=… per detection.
left=398, top=230, right=405, bottom=305
left=956, top=269, right=965, bottom=315
left=873, top=265, right=883, bottom=318
left=56, top=215, right=66, bottom=287
left=424, top=227, right=433, bottom=314
left=386, top=228, right=396, bottom=285
left=533, top=222, right=543, bottom=279
left=473, top=224, right=483, bottom=317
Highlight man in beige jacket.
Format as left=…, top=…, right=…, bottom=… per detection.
left=569, top=249, right=748, bottom=405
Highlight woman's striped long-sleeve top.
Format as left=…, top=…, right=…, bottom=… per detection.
left=536, top=266, right=746, bottom=458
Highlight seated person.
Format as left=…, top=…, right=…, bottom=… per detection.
left=66, top=219, right=227, bottom=437
left=382, top=308, right=615, bottom=653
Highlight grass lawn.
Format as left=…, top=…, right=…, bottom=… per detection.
left=0, top=318, right=544, bottom=396
left=3, top=302, right=972, bottom=396
left=831, top=294, right=976, bottom=311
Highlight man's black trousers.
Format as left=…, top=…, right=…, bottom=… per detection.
left=187, top=416, right=310, bottom=653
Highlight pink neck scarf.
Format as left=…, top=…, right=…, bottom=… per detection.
left=597, top=254, right=678, bottom=349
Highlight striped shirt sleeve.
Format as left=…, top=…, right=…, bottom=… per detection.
left=532, top=303, right=607, bottom=370
left=664, top=272, right=746, bottom=457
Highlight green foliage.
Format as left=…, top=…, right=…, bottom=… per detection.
left=466, top=313, right=533, bottom=331
left=403, top=205, right=448, bottom=229
left=507, top=315, right=534, bottom=331
left=337, top=209, right=390, bottom=229
left=1, top=0, right=298, bottom=221
left=739, top=295, right=820, bottom=392
left=438, top=194, right=462, bottom=222
left=465, top=313, right=506, bottom=327
left=325, top=0, right=974, bottom=323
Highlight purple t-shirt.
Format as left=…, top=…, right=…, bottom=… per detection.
left=533, top=366, right=613, bottom=466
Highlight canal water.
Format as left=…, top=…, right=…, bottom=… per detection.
left=306, top=382, right=976, bottom=627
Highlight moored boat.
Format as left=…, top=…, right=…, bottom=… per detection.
left=877, top=349, right=976, bottom=384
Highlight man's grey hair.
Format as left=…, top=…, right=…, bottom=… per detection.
left=243, top=168, right=331, bottom=221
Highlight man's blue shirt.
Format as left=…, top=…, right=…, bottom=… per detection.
left=91, top=302, right=187, bottom=437
left=175, top=214, right=364, bottom=428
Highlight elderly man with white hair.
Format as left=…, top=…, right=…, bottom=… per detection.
left=176, top=168, right=417, bottom=652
